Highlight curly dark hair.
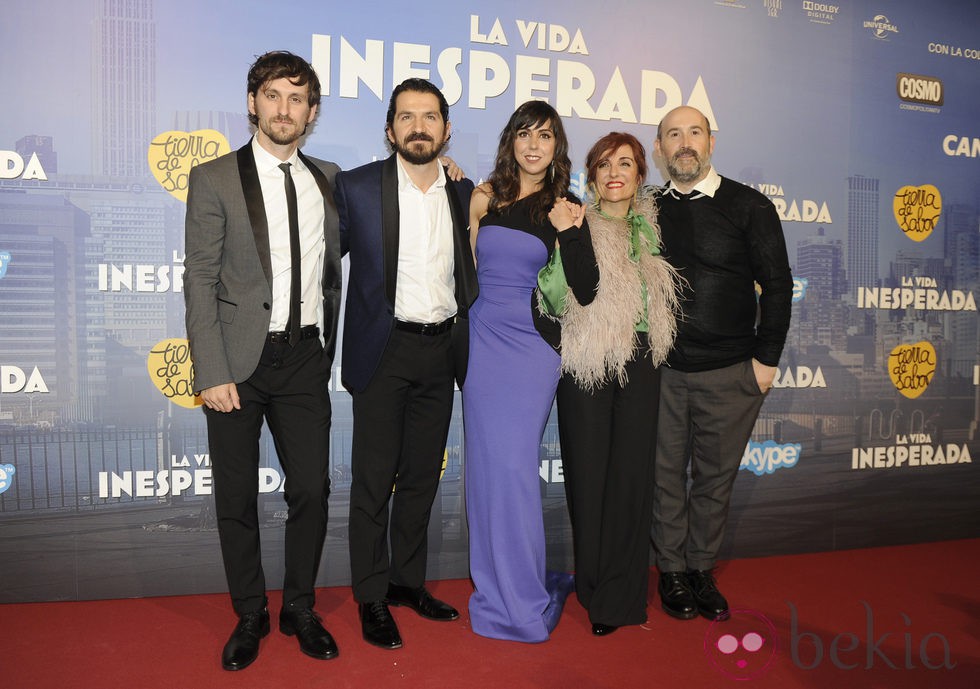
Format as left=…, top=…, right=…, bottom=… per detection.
left=385, top=78, right=450, bottom=129
left=246, top=51, right=321, bottom=127
left=487, top=100, right=571, bottom=224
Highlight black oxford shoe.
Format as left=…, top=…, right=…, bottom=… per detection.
left=279, top=608, right=339, bottom=660
left=360, top=600, right=403, bottom=649
left=591, top=623, right=619, bottom=636
left=688, top=570, right=730, bottom=621
left=221, top=609, right=270, bottom=671
left=386, top=583, right=459, bottom=621
left=659, top=571, right=698, bottom=620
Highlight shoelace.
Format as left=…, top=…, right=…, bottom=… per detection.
left=663, top=573, right=693, bottom=595
left=367, top=601, right=392, bottom=620
left=691, top=573, right=718, bottom=595
left=238, top=612, right=266, bottom=634
left=289, top=609, right=322, bottom=633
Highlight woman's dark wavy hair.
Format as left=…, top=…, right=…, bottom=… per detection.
left=246, top=51, right=321, bottom=127
left=487, top=100, right=571, bottom=224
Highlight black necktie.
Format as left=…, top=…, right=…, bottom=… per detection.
left=279, top=162, right=301, bottom=345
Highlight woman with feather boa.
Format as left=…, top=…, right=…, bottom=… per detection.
left=537, top=132, right=683, bottom=636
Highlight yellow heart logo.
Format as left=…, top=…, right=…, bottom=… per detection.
left=147, top=130, right=230, bottom=202
left=888, top=341, right=936, bottom=399
left=147, top=338, right=202, bottom=408
left=892, top=184, right=941, bottom=243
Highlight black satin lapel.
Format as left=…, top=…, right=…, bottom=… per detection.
left=300, top=152, right=342, bottom=292
left=237, top=143, right=272, bottom=286
left=381, top=155, right=400, bottom=306
left=299, top=150, right=337, bottom=213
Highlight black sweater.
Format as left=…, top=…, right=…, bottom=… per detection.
left=657, top=176, right=792, bottom=372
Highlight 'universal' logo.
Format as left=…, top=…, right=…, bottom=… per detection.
left=896, top=73, right=944, bottom=106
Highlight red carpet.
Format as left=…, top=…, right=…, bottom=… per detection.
left=7, top=539, right=980, bottom=689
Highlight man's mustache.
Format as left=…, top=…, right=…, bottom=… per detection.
left=406, top=132, right=434, bottom=143
left=673, top=147, right=700, bottom=161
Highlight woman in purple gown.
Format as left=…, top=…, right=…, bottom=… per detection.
left=463, top=101, right=598, bottom=642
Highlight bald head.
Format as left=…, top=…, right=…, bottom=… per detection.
left=657, top=106, right=711, bottom=141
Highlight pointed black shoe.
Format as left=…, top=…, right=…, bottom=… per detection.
left=688, top=570, right=730, bottom=621
left=360, top=600, right=403, bottom=649
left=658, top=571, right=698, bottom=620
left=386, top=584, right=459, bottom=621
left=279, top=608, right=339, bottom=660
left=591, top=623, right=618, bottom=636
left=221, top=609, right=270, bottom=671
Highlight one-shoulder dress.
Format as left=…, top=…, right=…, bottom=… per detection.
left=463, top=194, right=597, bottom=642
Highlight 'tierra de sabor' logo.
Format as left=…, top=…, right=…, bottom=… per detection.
left=147, top=130, right=230, bottom=203
left=888, top=341, right=936, bottom=400
left=896, top=73, right=943, bottom=106
left=893, top=184, right=941, bottom=242
left=147, top=338, right=202, bottom=409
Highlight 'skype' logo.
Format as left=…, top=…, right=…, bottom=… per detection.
left=0, top=464, right=15, bottom=495
left=897, top=73, right=944, bottom=106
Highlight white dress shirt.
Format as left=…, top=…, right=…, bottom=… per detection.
left=393, top=157, right=456, bottom=324
left=251, top=138, right=325, bottom=332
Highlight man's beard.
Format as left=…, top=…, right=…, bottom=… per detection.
left=393, top=132, right=445, bottom=165
left=667, top=148, right=709, bottom=184
left=261, top=117, right=304, bottom=146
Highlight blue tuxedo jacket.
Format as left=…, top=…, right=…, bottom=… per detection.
left=334, top=154, right=478, bottom=393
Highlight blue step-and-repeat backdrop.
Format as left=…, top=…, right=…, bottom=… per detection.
left=0, top=0, right=977, bottom=602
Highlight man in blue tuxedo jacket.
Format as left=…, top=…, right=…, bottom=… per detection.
left=334, top=78, right=478, bottom=649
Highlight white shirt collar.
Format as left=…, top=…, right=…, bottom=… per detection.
left=395, top=155, right=446, bottom=193
left=666, top=165, right=721, bottom=199
left=251, top=137, right=303, bottom=174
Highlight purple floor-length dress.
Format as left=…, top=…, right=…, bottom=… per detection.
left=463, top=197, right=560, bottom=642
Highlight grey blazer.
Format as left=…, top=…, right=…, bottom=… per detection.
left=183, top=140, right=342, bottom=393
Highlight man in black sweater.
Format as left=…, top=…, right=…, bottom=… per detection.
left=651, top=106, right=792, bottom=622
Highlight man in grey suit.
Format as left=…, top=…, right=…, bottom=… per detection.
left=183, top=51, right=342, bottom=671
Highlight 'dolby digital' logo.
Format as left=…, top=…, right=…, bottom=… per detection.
left=704, top=609, right=779, bottom=680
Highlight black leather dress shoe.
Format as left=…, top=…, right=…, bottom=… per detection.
left=360, top=600, right=403, bottom=649
left=386, top=584, right=459, bottom=621
left=688, top=570, right=730, bottom=621
left=659, top=572, right=698, bottom=620
left=591, top=623, right=618, bottom=636
left=221, top=609, right=270, bottom=671
left=279, top=608, right=339, bottom=660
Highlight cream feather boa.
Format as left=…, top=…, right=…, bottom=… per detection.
left=548, top=193, right=683, bottom=390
